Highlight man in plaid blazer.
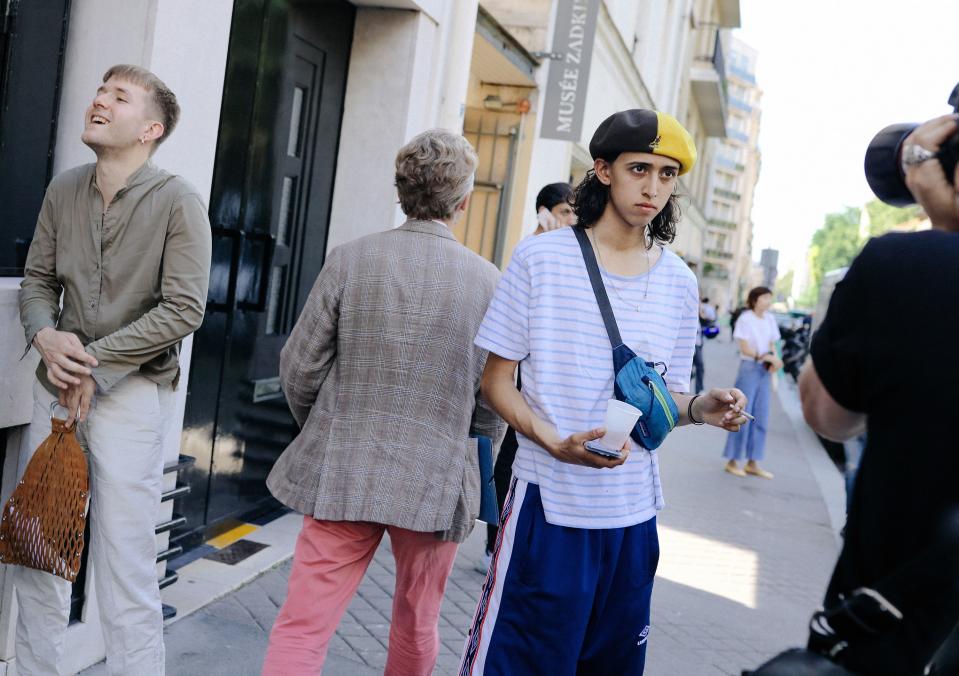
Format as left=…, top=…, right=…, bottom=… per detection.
left=262, top=129, right=504, bottom=676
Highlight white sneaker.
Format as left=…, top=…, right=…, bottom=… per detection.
left=474, top=549, right=492, bottom=574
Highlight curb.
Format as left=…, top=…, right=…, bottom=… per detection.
left=775, top=375, right=846, bottom=547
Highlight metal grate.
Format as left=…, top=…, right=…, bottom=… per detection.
left=457, top=108, right=520, bottom=265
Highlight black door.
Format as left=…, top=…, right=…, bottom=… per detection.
left=176, top=0, right=354, bottom=547
left=0, top=0, right=72, bottom=276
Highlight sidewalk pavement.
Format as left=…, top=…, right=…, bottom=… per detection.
left=645, top=336, right=843, bottom=675
left=81, top=337, right=845, bottom=676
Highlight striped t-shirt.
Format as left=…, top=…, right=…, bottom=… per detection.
left=475, top=226, right=699, bottom=529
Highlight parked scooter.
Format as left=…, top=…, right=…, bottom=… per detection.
left=780, top=315, right=811, bottom=382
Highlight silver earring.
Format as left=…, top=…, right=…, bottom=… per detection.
left=139, top=137, right=145, bottom=145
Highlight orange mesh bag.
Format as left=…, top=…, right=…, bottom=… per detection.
left=0, top=416, right=89, bottom=582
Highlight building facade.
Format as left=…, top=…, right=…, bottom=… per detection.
left=700, top=36, right=761, bottom=312
left=0, top=1, right=740, bottom=671
left=482, top=0, right=741, bottom=273
left=0, top=1, right=507, bottom=671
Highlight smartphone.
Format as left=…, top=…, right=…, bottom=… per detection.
left=584, top=439, right=623, bottom=459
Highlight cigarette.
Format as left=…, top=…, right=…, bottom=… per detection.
left=739, top=409, right=755, bottom=422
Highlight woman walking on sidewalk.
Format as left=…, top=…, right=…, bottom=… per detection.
left=723, top=286, right=782, bottom=478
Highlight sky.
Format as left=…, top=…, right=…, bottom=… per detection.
left=735, top=0, right=959, bottom=274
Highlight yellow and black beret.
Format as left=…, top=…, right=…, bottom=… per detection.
left=589, top=109, right=697, bottom=175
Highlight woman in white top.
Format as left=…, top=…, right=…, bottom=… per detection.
left=723, top=287, right=783, bottom=478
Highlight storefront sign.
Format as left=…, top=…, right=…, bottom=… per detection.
left=540, top=0, right=600, bottom=141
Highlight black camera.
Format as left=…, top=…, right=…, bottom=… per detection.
left=864, top=83, right=959, bottom=207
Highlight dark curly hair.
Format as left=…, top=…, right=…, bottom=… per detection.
left=570, top=169, right=682, bottom=247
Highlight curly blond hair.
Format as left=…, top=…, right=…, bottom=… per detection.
left=103, top=64, right=180, bottom=146
left=394, top=130, right=478, bottom=220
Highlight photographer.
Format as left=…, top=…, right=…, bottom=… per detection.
left=797, top=113, right=959, bottom=674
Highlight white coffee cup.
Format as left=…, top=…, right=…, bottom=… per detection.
left=599, top=399, right=643, bottom=450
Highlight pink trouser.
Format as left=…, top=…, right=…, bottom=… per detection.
left=261, top=516, right=458, bottom=676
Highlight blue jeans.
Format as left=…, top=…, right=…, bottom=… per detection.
left=692, top=344, right=705, bottom=394
left=723, top=360, right=772, bottom=462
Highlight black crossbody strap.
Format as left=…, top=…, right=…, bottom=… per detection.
left=573, top=226, right=622, bottom=348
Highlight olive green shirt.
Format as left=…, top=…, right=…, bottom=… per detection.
left=19, top=161, right=212, bottom=394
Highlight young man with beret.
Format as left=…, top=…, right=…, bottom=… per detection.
left=459, top=109, right=747, bottom=675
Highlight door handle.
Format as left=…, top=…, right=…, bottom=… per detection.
left=207, top=226, right=242, bottom=312
left=237, top=231, right=276, bottom=312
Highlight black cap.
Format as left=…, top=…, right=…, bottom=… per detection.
left=588, top=109, right=697, bottom=175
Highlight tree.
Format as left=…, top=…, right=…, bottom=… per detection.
left=864, top=198, right=922, bottom=237
left=801, top=207, right=863, bottom=304
left=774, top=269, right=794, bottom=301
left=797, top=281, right=819, bottom=309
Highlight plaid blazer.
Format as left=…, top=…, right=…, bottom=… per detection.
left=267, top=220, right=505, bottom=542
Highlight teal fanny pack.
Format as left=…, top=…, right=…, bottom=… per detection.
left=573, top=226, right=680, bottom=450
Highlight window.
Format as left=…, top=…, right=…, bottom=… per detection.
left=715, top=171, right=735, bottom=190
left=711, top=200, right=734, bottom=221
left=730, top=51, right=749, bottom=72
left=0, top=0, right=72, bottom=276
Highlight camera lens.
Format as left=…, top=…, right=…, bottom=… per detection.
left=864, top=123, right=918, bottom=207
left=940, top=131, right=959, bottom=184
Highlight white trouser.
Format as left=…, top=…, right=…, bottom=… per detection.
left=13, top=375, right=171, bottom=676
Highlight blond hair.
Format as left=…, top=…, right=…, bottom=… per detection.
left=102, top=64, right=180, bottom=146
left=394, top=130, right=478, bottom=220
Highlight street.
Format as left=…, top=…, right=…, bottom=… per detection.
left=82, top=336, right=843, bottom=676
left=7, top=2, right=956, bottom=674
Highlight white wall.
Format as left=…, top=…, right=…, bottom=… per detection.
left=149, top=1, right=233, bottom=199
left=631, top=0, right=666, bottom=107
left=325, top=9, right=434, bottom=249
left=326, top=5, right=479, bottom=251
left=53, top=0, right=231, bottom=200
left=520, top=137, right=573, bottom=238
left=52, top=0, right=155, bottom=174
left=516, top=0, right=573, bottom=243
left=603, top=0, right=640, bottom=49
left=662, top=0, right=695, bottom=115
left=0, top=283, right=38, bottom=430
left=435, top=0, right=479, bottom=131
left=571, top=5, right=657, bottom=165
left=352, top=0, right=446, bottom=22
